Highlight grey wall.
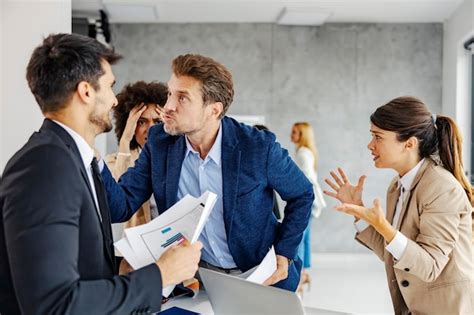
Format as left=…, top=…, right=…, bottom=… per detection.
left=109, top=23, right=442, bottom=253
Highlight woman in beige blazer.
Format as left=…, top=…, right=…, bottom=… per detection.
left=324, top=96, right=473, bottom=314
left=105, top=81, right=167, bottom=274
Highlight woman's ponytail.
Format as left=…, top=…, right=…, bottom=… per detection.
left=436, top=115, right=473, bottom=206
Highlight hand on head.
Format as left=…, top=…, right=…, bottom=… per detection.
left=119, top=104, right=148, bottom=152
left=154, top=105, right=166, bottom=121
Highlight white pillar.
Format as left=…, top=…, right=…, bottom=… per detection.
left=1, top=0, right=71, bottom=173
left=443, top=0, right=474, bottom=176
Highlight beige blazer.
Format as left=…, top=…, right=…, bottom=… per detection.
left=105, top=150, right=151, bottom=228
left=357, top=159, right=474, bottom=314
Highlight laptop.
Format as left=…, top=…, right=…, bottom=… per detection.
left=199, top=267, right=347, bottom=315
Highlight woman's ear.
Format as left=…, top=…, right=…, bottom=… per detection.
left=405, top=136, right=419, bottom=151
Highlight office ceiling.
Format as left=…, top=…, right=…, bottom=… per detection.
left=72, top=0, right=464, bottom=24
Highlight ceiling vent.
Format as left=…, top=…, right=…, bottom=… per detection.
left=276, top=6, right=332, bottom=26
left=103, top=3, right=158, bottom=23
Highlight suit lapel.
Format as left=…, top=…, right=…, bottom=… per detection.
left=165, top=137, right=186, bottom=209
left=41, top=120, right=95, bottom=204
left=386, top=179, right=399, bottom=225
left=395, top=159, right=431, bottom=230
left=41, top=119, right=115, bottom=269
left=221, top=118, right=240, bottom=237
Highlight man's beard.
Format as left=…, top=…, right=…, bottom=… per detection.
left=89, top=111, right=112, bottom=134
left=163, top=122, right=204, bottom=137
left=163, top=123, right=183, bottom=136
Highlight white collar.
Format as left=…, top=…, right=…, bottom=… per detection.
left=52, top=120, right=95, bottom=169
left=398, top=158, right=425, bottom=192
left=185, top=123, right=222, bottom=166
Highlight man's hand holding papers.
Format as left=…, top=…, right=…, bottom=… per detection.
left=262, top=254, right=290, bottom=286
left=157, top=240, right=203, bottom=287
left=115, top=191, right=217, bottom=295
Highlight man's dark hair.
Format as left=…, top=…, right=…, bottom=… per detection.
left=26, top=33, right=122, bottom=113
left=113, top=81, right=168, bottom=150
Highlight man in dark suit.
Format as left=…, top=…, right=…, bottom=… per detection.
left=102, top=54, right=314, bottom=291
left=0, top=34, right=201, bottom=315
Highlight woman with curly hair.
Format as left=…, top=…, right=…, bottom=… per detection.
left=105, top=81, right=167, bottom=273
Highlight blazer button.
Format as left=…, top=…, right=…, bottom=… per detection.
left=404, top=268, right=410, bottom=272
left=401, top=280, right=409, bottom=287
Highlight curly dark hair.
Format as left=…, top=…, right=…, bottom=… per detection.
left=113, top=81, right=168, bottom=150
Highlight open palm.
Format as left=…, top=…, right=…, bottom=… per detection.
left=324, top=167, right=366, bottom=206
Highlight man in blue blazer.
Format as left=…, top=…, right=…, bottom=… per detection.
left=102, top=54, right=314, bottom=291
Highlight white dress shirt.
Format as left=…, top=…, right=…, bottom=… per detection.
left=53, top=120, right=101, bottom=221
left=355, top=159, right=425, bottom=260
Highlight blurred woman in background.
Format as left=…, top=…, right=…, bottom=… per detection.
left=291, top=122, right=326, bottom=295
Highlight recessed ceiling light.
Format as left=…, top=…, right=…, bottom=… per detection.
left=104, top=3, right=158, bottom=22
left=276, top=6, right=332, bottom=26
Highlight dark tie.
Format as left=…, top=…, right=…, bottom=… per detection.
left=90, top=157, right=116, bottom=272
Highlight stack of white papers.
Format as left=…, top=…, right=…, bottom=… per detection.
left=115, top=191, right=217, bottom=296
left=238, top=246, right=277, bottom=284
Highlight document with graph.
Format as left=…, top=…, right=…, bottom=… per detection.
left=114, top=191, right=217, bottom=295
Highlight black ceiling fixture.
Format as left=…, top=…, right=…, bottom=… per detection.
left=72, top=10, right=111, bottom=44
left=99, top=10, right=111, bottom=44
left=464, top=37, right=474, bottom=51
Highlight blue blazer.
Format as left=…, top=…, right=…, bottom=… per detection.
left=103, top=117, right=314, bottom=291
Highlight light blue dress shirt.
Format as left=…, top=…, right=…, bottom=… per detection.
left=177, top=124, right=237, bottom=268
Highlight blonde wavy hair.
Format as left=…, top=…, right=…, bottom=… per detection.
left=293, top=122, right=319, bottom=171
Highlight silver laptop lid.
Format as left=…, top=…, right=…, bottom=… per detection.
left=199, top=267, right=306, bottom=315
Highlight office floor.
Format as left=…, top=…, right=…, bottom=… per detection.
left=300, top=253, right=394, bottom=315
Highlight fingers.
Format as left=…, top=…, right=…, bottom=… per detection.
left=357, top=175, right=367, bottom=189
left=334, top=203, right=363, bottom=216
left=336, top=203, right=365, bottom=212
left=330, top=170, right=344, bottom=187
left=178, top=237, right=190, bottom=246
left=323, top=190, right=338, bottom=199
left=131, top=103, right=147, bottom=118
left=338, top=167, right=350, bottom=184
left=155, top=105, right=165, bottom=114
left=263, top=272, right=278, bottom=286
left=127, top=103, right=147, bottom=132
left=193, top=241, right=203, bottom=250
left=129, top=103, right=144, bottom=115
left=373, top=197, right=381, bottom=209
left=155, top=105, right=166, bottom=119
left=324, top=178, right=340, bottom=192
left=263, top=269, right=287, bottom=286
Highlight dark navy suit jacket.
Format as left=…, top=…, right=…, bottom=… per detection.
left=103, top=117, right=314, bottom=291
left=0, top=119, right=163, bottom=315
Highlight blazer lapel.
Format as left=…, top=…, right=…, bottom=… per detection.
left=41, top=119, right=114, bottom=268
left=41, top=120, right=97, bottom=210
left=165, top=137, right=186, bottom=209
left=386, top=179, right=399, bottom=225
left=221, top=118, right=240, bottom=237
left=396, top=159, right=431, bottom=230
